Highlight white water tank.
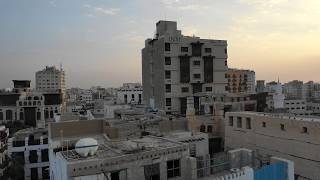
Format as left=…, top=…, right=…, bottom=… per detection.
left=75, top=138, right=98, bottom=157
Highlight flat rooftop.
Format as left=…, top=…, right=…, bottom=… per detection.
left=60, top=135, right=184, bottom=162
left=227, top=111, right=320, bottom=123
left=13, top=128, right=48, bottom=141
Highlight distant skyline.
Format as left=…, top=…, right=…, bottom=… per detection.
left=0, top=0, right=320, bottom=88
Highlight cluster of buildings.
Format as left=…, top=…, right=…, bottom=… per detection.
left=0, top=20, right=319, bottom=180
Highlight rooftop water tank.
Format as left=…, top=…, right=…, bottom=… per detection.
left=75, top=138, right=98, bottom=157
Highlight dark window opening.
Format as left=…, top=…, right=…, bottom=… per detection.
left=165, top=43, right=171, bottom=51
left=193, top=74, right=201, bottom=79
left=166, top=98, right=172, bottom=107
left=193, top=61, right=200, bottom=66
left=181, top=47, right=188, bottom=52
left=302, top=127, right=308, bottom=134
left=165, top=70, right=171, bottom=79
left=246, top=118, right=251, bottom=129
left=205, top=48, right=212, bottom=53
left=165, top=84, right=171, bottom=93
left=165, top=57, right=171, bottom=65
left=181, top=87, right=189, bottom=93
left=167, top=159, right=180, bottom=178
left=237, top=117, right=242, bottom=128
left=205, top=87, right=212, bottom=92
left=229, top=116, right=233, bottom=126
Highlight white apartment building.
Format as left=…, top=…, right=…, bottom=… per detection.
left=36, top=66, right=66, bottom=93
left=117, top=83, right=143, bottom=104
left=142, top=21, right=228, bottom=115
left=79, top=90, right=93, bottom=104
left=225, top=111, right=320, bottom=180
left=226, top=68, right=255, bottom=94
left=8, top=128, right=49, bottom=180
left=0, top=80, right=63, bottom=128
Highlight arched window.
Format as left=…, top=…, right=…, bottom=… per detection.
left=45, top=110, right=49, bottom=119
left=200, top=124, right=206, bottom=132
left=37, top=112, right=41, bottom=120
left=50, top=111, right=54, bottom=118
left=6, top=110, right=13, bottom=120
left=20, top=112, right=24, bottom=120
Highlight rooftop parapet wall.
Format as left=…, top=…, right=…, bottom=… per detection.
left=49, top=119, right=106, bottom=140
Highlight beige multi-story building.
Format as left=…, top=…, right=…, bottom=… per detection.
left=283, top=80, right=303, bottom=100
left=226, top=69, right=255, bottom=94
left=142, top=20, right=228, bottom=115
left=36, top=66, right=66, bottom=93
left=225, top=111, right=320, bottom=180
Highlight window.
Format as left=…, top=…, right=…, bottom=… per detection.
left=205, top=87, right=212, bottom=92
left=165, top=43, right=171, bottom=51
left=193, top=74, right=201, bottom=79
left=229, top=116, right=233, bottom=126
left=166, top=98, right=172, bottom=106
left=280, top=124, right=285, bottom=131
left=181, top=47, right=188, bottom=52
left=166, top=84, right=171, bottom=93
left=237, top=117, right=242, bottom=128
left=225, top=61, right=227, bottom=66
left=205, top=48, right=212, bottom=53
left=262, top=122, right=266, bottom=127
left=193, top=61, right=200, bottom=66
left=131, top=94, right=135, bottom=99
left=302, top=127, right=308, bottom=134
left=200, top=125, right=206, bottom=132
left=224, top=48, right=228, bottom=54
left=165, top=57, right=171, bottom=65
left=246, top=118, right=251, bottom=129
left=181, top=87, right=189, bottom=93
left=165, top=70, right=171, bottom=79
left=167, top=159, right=180, bottom=178
left=207, top=125, right=213, bottom=133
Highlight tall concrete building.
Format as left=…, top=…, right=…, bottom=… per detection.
left=226, top=68, right=255, bottom=94
left=256, top=80, right=265, bottom=93
left=36, top=66, right=66, bottom=93
left=283, top=80, right=303, bottom=100
left=142, top=21, right=228, bottom=115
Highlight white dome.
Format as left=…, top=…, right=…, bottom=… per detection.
left=75, top=138, right=98, bottom=157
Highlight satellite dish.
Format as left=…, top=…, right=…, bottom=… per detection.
left=75, top=138, right=98, bottom=157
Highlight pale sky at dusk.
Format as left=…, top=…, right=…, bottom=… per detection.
left=0, top=0, right=319, bottom=88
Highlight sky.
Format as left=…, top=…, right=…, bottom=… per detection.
left=0, top=0, right=319, bottom=88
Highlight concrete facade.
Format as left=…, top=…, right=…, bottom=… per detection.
left=226, top=69, right=255, bottom=94
left=117, top=83, right=143, bottom=104
left=142, top=20, right=228, bottom=115
left=36, top=66, right=66, bottom=93
left=8, top=128, right=49, bottom=180
left=225, top=111, right=320, bottom=180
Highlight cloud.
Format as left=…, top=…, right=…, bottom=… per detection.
left=83, top=4, right=120, bottom=16
left=94, top=7, right=120, bottom=16
left=178, top=4, right=209, bottom=11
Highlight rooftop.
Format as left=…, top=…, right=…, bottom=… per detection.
left=59, top=135, right=184, bottom=162
left=227, top=111, right=320, bottom=123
